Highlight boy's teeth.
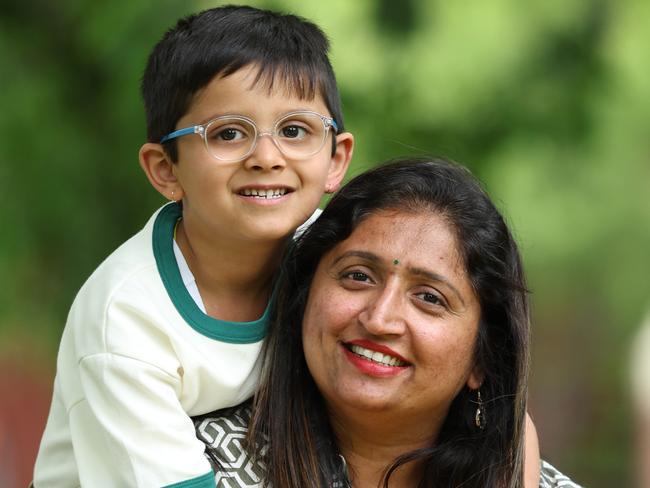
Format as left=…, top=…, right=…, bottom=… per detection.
left=349, top=344, right=406, bottom=367
left=241, top=188, right=287, bottom=198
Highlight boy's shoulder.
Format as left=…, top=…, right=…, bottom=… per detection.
left=77, top=205, right=165, bottom=300
left=64, top=205, right=178, bottom=354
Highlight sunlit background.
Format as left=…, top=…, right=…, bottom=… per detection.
left=1, top=0, right=649, bottom=486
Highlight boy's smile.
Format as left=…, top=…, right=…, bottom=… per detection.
left=169, top=64, right=353, bottom=246
left=235, top=185, right=291, bottom=203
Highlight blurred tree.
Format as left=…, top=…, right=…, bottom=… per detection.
left=0, top=0, right=193, bottom=346
left=1, top=0, right=648, bottom=486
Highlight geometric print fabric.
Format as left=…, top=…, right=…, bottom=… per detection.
left=194, top=404, right=267, bottom=488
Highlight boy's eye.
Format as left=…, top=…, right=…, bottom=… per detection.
left=279, top=125, right=308, bottom=139
left=216, top=128, right=246, bottom=141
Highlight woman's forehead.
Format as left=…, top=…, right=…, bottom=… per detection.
left=328, top=211, right=466, bottom=276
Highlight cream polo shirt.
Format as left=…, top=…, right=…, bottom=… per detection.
left=34, top=203, right=269, bottom=488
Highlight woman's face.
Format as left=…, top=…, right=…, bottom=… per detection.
left=302, top=210, right=482, bottom=431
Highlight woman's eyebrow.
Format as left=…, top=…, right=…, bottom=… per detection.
left=331, top=250, right=380, bottom=266
left=407, top=266, right=466, bottom=307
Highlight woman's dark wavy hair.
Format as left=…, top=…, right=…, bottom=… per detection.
left=249, top=158, right=530, bottom=488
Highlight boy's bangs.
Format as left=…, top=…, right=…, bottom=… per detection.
left=221, top=62, right=320, bottom=102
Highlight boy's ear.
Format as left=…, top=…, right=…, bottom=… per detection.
left=138, top=143, right=184, bottom=201
left=325, top=132, right=354, bottom=193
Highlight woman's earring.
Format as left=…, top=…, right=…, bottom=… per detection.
left=170, top=190, right=176, bottom=202
left=475, top=389, right=486, bottom=430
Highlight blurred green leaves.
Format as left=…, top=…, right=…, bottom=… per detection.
left=1, top=0, right=648, bottom=485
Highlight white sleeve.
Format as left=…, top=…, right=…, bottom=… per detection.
left=69, top=353, right=213, bottom=488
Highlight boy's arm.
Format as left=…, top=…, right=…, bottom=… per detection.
left=524, top=412, right=541, bottom=488
left=69, top=353, right=214, bottom=488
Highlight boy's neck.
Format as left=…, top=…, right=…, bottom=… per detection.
left=175, top=218, right=287, bottom=322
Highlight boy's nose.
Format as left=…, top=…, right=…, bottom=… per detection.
left=244, top=134, right=286, bottom=171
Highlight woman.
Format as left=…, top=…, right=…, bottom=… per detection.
left=195, top=158, right=580, bottom=487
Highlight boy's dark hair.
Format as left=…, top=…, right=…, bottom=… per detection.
left=142, top=5, right=344, bottom=162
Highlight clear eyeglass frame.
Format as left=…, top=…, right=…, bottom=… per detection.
left=159, top=110, right=338, bottom=162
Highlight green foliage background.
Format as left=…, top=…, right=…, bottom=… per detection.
left=2, top=0, right=649, bottom=485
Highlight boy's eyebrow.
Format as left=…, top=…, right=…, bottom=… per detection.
left=330, top=250, right=465, bottom=305
left=196, top=112, right=240, bottom=125
left=195, top=107, right=326, bottom=125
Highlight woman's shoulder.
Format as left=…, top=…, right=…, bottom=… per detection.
left=539, top=460, right=583, bottom=488
left=194, top=402, right=267, bottom=487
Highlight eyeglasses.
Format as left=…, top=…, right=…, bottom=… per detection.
left=160, top=110, right=338, bottom=162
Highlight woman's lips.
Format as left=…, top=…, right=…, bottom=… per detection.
left=341, top=340, right=410, bottom=377
left=345, top=339, right=409, bottom=365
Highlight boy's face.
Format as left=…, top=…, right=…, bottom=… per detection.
left=170, top=64, right=352, bottom=245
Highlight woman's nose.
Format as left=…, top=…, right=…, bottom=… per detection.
left=358, top=284, right=406, bottom=336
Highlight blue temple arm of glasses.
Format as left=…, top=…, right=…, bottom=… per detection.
left=160, top=126, right=199, bottom=143
left=329, top=119, right=338, bottom=132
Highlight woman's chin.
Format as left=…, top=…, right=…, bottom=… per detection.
left=325, top=385, right=404, bottom=414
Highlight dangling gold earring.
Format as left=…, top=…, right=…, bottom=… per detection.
left=474, top=389, right=486, bottom=430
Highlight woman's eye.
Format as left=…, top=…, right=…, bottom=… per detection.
left=279, top=125, right=308, bottom=139
left=346, top=271, right=370, bottom=281
left=340, top=270, right=372, bottom=283
left=415, top=291, right=445, bottom=307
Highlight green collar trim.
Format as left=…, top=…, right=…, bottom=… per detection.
left=152, top=203, right=269, bottom=343
left=162, top=470, right=214, bottom=488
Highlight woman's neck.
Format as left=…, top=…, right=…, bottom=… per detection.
left=330, top=410, right=437, bottom=488
left=175, top=218, right=287, bottom=322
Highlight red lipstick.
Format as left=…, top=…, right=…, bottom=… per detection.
left=347, top=340, right=409, bottom=364
left=342, top=340, right=410, bottom=378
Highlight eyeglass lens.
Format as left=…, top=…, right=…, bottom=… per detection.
left=203, top=112, right=330, bottom=161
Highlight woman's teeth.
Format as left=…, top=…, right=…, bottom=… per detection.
left=240, top=188, right=287, bottom=199
left=349, top=344, right=407, bottom=367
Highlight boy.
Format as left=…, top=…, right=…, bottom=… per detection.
left=33, top=5, right=354, bottom=487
